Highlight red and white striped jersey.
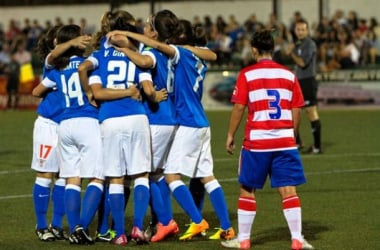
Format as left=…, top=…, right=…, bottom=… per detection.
left=231, top=59, right=304, bottom=151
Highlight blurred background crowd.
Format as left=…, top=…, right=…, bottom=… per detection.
left=1, top=8, right=379, bottom=75
left=1, top=8, right=380, bottom=109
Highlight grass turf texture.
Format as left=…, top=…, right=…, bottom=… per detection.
left=0, top=109, right=379, bottom=249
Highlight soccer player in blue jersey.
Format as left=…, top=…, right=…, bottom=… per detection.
left=88, top=17, right=167, bottom=246
left=111, top=17, right=235, bottom=242
left=78, top=10, right=137, bottom=243
left=108, top=9, right=181, bottom=243
left=32, top=24, right=110, bottom=245
left=32, top=25, right=91, bottom=242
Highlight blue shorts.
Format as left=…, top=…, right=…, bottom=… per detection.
left=238, top=148, right=306, bottom=189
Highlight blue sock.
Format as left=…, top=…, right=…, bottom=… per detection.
left=170, top=180, right=202, bottom=223
left=133, top=178, right=150, bottom=229
left=157, top=178, right=173, bottom=224
left=33, top=177, right=51, bottom=230
left=109, top=184, right=125, bottom=237
left=97, top=185, right=111, bottom=234
left=80, top=182, right=103, bottom=230
left=207, top=180, right=231, bottom=230
left=150, top=181, right=171, bottom=225
left=51, top=179, right=65, bottom=228
left=64, top=184, right=81, bottom=233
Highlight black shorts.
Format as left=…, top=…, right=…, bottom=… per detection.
left=299, top=77, right=318, bottom=107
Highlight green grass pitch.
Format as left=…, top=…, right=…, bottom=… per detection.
left=0, top=108, right=379, bottom=249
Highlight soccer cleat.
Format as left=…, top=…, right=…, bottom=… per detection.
left=291, top=238, right=314, bottom=250
left=68, top=225, right=94, bottom=245
left=95, top=229, right=116, bottom=242
left=221, top=238, right=251, bottom=249
left=303, top=146, right=322, bottom=154
left=35, top=228, right=55, bottom=242
left=151, top=219, right=179, bottom=242
left=209, top=227, right=235, bottom=240
left=111, top=234, right=128, bottom=246
left=144, top=222, right=156, bottom=241
left=179, top=219, right=209, bottom=240
left=49, top=224, right=69, bottom=240
left=131, top=226, right=150, bottom=244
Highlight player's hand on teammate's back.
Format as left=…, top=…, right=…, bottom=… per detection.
left=128, top=85, right=141, bottom=101
left=156, top=88, right=168, bottom=102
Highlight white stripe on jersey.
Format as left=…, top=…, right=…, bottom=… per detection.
left=253, top=109, right=293, bottom=121
left=139, top=72, right=153, bottom=82
left=42, top=76, right=56, bottom=88
left=250, top=128, right=294, bottom=140
left=86, top=56, right=99, bottom=69
left=245, top=68, right=295, bottom=82
left=88, top=75, right=101, bottom=86
left=249, top=88, right=293, bottom=102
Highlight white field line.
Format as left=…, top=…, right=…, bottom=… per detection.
left=0, top=152, right=379, bottom=201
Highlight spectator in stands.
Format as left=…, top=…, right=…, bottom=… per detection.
left=11, top=36, right=31, bottom=65
left=22, top=18, right=32, bottom=38
left=214, top=29, right=233, bottom=67
left=243, top=14, right=258, bottom=39
left=80, top=18, right=95, bottom=35
left=353, top=27, right=370, bottom=65
left=5, top=51, right=20, bottom=110
left=333, top=9, right=347, bottom=28
left=289, top=11, right=303, bottom=42
left=367, top=29, right=380, bottom=64
left=26, top=19, right=44, bottom=51
left=0, top=41, right=11, bottom=67
left=215, top=15, right=227, bottom=34
left=5, top=19, right=21, bottom=42
left=347, top=11, right=359, bottom=30
left=239, top=36, right=254, bottom=67
left=334, top=28, right=360, bottom=69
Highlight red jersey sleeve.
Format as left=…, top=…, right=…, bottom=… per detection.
left=292, top=77, right=305, bottom=108
left=231, top=70, right=248, bottom=105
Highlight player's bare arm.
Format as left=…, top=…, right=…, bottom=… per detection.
left=182, top=45, right=217, bottom=61
left=113, top=46, right=154, bottom=68
left=47, top=35, right=91, bottom=65
left=292, top=107, right=302, bottom=137
left=90, top=84, right=140, bottom=101
left=226, top=103, right=245, bottom=155
left=108, top=30, right=176, bottom=58
left=141, top=80, right=168, bottom=103
left=32, top=83, right=50, bottom=98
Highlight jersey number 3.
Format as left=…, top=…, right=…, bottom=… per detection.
left=267, top=89, right=281, bottom=119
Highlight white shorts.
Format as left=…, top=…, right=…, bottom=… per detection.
left=58, top=117, right=104, bottom=180
left=31, top=116, right=60, bottom=173
left=150, top=125, right=177, bottom=172
left=165, top=126, right=214, bottom=178
left=101, top=115, right=151, bottom=177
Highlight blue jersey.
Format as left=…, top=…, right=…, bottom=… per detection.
left=141, top=46, right=177, bottom=125
left=89, top=46, right=151, bottom=123
left=86, top=36, right=108, bottom=69
left=36, top=66, right=64, bottom=123
left=173, top=46, right=209, bottom=128
left=42, top=56, right=98, bottom=121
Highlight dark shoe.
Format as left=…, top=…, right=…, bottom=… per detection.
left=49, top=224, right=69, bottom=240
left=68, top=225, right=94, bottom=245
left=35, top=228, right=55, bottom=242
